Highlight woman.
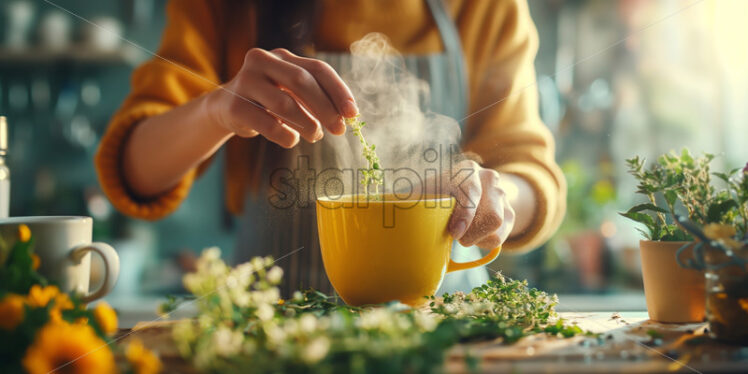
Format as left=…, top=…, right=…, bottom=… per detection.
left=95, top=0, right=565, bottom=294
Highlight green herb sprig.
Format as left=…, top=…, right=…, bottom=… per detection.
left=621, top=150, right=746, bottom=241
left=167, top=249, right=594, bottom=374
left=345, top=115, right=383, bottom=198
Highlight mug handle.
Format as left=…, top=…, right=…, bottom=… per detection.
left=70, top=242, right=120, bottom=303
left=446, top=245, right=502, bottom=273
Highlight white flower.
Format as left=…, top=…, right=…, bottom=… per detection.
left=251, top=257, right=265, bottom=271
left=212, top=325, right=243, bottom=357
left=230, top=287, right=251, bottom=308
left=293, top=291, right=303, bottom=301
left=233, top=263, right=255, bottom=280
left=264, top=257, right=274, bottom=267
left=414, top=311, right=439, bottom=331
left=358, top=308, right=395, bottom=331
left=172, top=319, right=196, bottom=357
left=182, top=273, right=200, bottom=293
left=265, top=325, right=287, bottom=345
left=203, top=247, right=222, bottom=261
left=328, top=313, right=346, bottom=331
left=299, top=314, right=317, bottom=333
left=302, top=337, right=330, bottom=363
left=256, top=303, right=275, bottom=321
left=267, top=266, right=283, bottom=284
left=282, top=319, right=299, bottom=335
left=225, top=274, right=238, bottom=289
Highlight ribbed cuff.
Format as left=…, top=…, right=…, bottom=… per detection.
left=94, top=103, right=197, bottom=221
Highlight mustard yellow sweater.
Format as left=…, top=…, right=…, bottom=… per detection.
left=95, top=0, right=566, bottom=253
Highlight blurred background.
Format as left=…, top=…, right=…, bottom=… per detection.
left=1, top=0, right=747, bottom=315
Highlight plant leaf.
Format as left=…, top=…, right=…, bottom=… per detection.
left=625, top=203, right=668, bottom=214
left=620, top=211, right=655, bottom=226
left=706, top=200, right=738, bottom=223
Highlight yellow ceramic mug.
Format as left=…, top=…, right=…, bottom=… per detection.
left=316, top=194, right=501, bottom=307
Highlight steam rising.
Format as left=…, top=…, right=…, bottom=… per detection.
left=294, top=33, right=460, bottom=197
left=294, top=33, right=462, bottom=197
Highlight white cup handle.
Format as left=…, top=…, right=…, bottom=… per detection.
left=70, top=242, right=120, bottom=302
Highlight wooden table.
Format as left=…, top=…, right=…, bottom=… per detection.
left=118, top=312, right=748, bottom=373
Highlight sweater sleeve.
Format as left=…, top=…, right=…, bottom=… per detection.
left=94, top=0, right=224, bottom=220
left=460, top=0, right=566, bottom=253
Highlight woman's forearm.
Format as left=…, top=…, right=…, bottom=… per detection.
left=122, top=48, right=359, bottom=198
left=499, top=173, right=537, bottom=237
left=123, top=93, right=233, bottom=198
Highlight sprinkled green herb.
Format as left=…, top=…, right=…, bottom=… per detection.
left=345, top=115, right=383, bottom=198
left=167, top=249, right=595, bottom=374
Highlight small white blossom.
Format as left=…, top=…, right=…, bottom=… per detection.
left=299, top=314, right=317, bottom=333
left=267, top=266, right=283, bottom=284
left=213, top=326, right=243, bottom=357
left=265, top=325, right=287, bottom=345
left=257, top=303, right=275, bottom=321
left=203, top=247, right=221, bottom=261
left=264, top=257, right=274, bottom=267
left=414, top=311, right=439, bottom=331
left=251, top=257, right=264, bottom=271
left=302, top=337, right=330, bottom=363
left=293, top=291, right=303, bottom=301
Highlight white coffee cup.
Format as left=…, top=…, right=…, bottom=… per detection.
left=0, top=216, right=119, bottom=302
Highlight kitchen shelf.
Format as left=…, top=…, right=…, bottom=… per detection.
left=0, top=45, right=146, bottom=66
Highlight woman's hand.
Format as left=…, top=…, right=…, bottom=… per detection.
left=206, top=48, right=358, bottom=148
left=445, top=160, right=516, bottom=250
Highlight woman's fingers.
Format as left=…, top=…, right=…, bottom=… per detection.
left=264, top=50, right=347, bottom=134
left=448, top=161, right=483, bottom=240
left=250, top=78, right=323, bottom=143
left=271, top=48, right=357, bottom=134
left=221, top=48, right=357, bottom=147
left=223, top=91, right=300, bottom=148
left=459, top=169, right=516, bottom=249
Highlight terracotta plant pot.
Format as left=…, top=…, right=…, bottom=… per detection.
left=639, top=240, right=705, bottom=323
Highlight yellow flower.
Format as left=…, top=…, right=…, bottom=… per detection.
left=703, top=223, right=737, bottom=240
left=126, top=339, right=162, bottom=374
left=18, top=224, right=31, bottom=243
left=93, top=302, right=118, bottom=336
left=49, top=292, right=75, bottom=324
left=22, top=321, right=115, bottom=374
left=31, top=253, right=40, bottom=270
left=0, top=294, right=26, bottom=330
left=278, top=298, right=285, bottom=305
left=27, top=285, right=75, bottom=323
left=27, top=285, right=60, bottom=308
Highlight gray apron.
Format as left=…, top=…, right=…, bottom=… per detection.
left=235, top=0, right=487, bottom=296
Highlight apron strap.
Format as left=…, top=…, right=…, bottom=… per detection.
left=425, top=0, right=469, bottom=125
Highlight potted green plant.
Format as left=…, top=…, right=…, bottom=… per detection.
left=621, top=150, right=729, bottom=323
left=674, top=163, right=747, bottom=343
